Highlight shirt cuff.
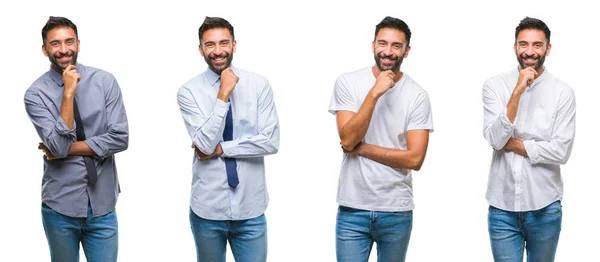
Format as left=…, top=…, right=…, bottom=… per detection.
left=55, top=116, right=77, bottom=138
left=85, top=138, right=106, bottom=159
left=523, top=139, right=540, bottom=164
left=220, top=140, right=238, bottom=157
left=500, top=108, right=516, bottom=130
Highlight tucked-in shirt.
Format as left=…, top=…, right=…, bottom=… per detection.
left=328, top=67, right=434, bottom=212
left=482, top=67, right=576, bottom=212
left=177, top=65, right=280, bottom=221
left=24, top=63, right=129, bottom=218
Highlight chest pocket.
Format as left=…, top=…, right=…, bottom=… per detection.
left=529, top=106, right=555, bottom=140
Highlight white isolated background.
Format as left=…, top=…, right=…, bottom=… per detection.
left=1, top=0, right=597, bottom=261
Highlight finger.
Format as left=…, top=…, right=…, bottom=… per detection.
left=64, top=64, right=76, bottom=72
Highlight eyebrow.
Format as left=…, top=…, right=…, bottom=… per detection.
left=517, top=40, right=545, bottom=44
left=49, top=37, right=76, bottom=43
left=377, top=40, right=404, bottom=46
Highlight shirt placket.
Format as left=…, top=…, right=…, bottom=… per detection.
left=513, top=90, right=530, bottom=210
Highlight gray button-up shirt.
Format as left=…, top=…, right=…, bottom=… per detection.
left=25, top=64, right=129, bottom=218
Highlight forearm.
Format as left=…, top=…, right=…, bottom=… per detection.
left=68, top=141, right=97, bottom=156
left=505, top=91, right=522, bottom=124
left=340, top=91, right=379, bottom=150
left=358, top=143, right=426, bottom=170
left=504, top=138, right=528, bottom=157
left=59, top=93, right=75, bottom=130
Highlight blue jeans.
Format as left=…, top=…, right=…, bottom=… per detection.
left=41, top=203, right=118, bottom=262
left=336, top=205, right=412, bottom=262
left=488, top=200, right=562, bottom=262
left=189, top=209, right=267, bottom=262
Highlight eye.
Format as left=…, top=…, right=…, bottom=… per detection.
left=534, top=43, right=543, bottom=48
left=66, top=40, right=74, bottom=45
left=205, top=43, right=214, bottom=48
left=393, top=44, right=401, bottom=49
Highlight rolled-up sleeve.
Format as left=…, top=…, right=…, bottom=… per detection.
left=86, top=73, right=129, bottom=159
left=24, top=89, right=76, bottom=158
left=482, top=82, right=515, bottom=150
left=524, top=87, right=576, bottom=165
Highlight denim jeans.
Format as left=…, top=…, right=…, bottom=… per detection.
left=41, top=203, right=118, bottom=262
left=336, top=205, right=412, bottom=262
left=189, top=209, right=267, bottom=262
left=488, top=200, right=562, bottom=262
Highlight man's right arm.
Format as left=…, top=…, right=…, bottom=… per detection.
left=482, top=68, right=536, bottom=150
left=25, top=89, right=76, bottom=159
left=338, top=71, right=395, bottom=151
left=177, top=87, right=228, bottom=155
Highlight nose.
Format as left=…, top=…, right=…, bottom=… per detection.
left=214, top=44, right=223, bottom=55
left=58, top=43, right=69, bottom=54
left=524, top=45, right=535, bottom=56
left=382, top=45, right=393, bottom=56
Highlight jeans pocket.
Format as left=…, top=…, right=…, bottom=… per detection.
left=338, top=205, right=356, bottom=213
left=41, top=203, right=56, bottom=213
left=391, top=210, right=413, bottom=217
left=488, top=205, right=503, bottom=215
left=538, top=201, right=562, bottom=216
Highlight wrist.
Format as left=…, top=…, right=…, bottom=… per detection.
left=62, top=92, right=75, bottom=99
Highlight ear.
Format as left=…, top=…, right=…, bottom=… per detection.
left=198, top=44, right=205, bottom=57
left=42, top=44, right=49, bottom=57
left=76, top=39, right=81, bottom=52
left=403, top=45, right=411, bottom=58
left=545, top=43, right=552, bottom=57
left=372, top=41, right=375, bottom=53
left=232, top=39, right=237, bottom=53
left=513, top=43, right=517, bottom=56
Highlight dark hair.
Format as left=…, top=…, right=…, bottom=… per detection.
left=41, top=16, right=78, bottom=45
left=375, top=16, right=412, bottom=46
left=198, top=16, right=234, bottom=43
left=515, top=17, right=551, bottom=44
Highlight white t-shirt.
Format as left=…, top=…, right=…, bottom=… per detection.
left=328, top=67, right=434, bottom=212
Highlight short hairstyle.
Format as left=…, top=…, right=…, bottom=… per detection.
left=375, top=16, right=412, bottom=46
left=41, top=16, right=78, bottom=45
left=515, top=17, right=551, bottom=44
left=198, top=16, right=235, bottom=43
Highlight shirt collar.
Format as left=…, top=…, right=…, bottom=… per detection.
left=48, top=63, right=85, bottom=87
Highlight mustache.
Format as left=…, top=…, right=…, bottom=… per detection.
left=378, top=53, right=398, bottom=60
left=520, top=54, right=540, bottom=60
left=209, top=53, right=229, bottom=59
left=55, top=51, right=74, bottom=59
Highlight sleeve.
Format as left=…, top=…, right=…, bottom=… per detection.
left=177, top=84, right=228, bottom=155
left=221, top=81, right=280, bottom=158
left=407, top=91, right=434, bottom=132
left=523, top=87, right=576, bottom=165
left=328, top=75, right=357, bottom=114
left=24, top=88, right=77, bottom=158
left=482, top=82, right=515, bottom=150
left=85, top=73, right=129, bottom=159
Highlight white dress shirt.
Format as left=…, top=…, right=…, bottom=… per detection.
left=482, top=67, right=576, bottom=212
left=178, top=65, right=280, bottom=220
